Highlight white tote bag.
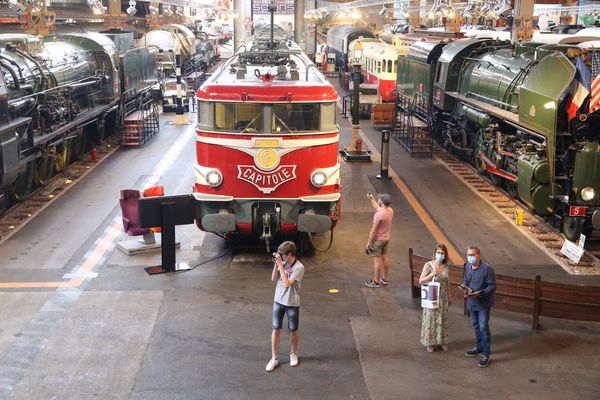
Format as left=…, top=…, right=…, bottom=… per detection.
left=421, top=278, right=440, bottom=309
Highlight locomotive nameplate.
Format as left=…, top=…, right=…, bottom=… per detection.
left=238, top=165, right=296, bottom=194
left=254, top=139, right=281, bottom=148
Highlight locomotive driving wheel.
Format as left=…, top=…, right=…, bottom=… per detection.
left=562, top=216, right=584, bottom=242
left=0, top=190, right=9, bottom=216
left=70, top=129, right=87, bottom=162
left=474, top=154, right=487, bottom=175
left=9, top=162, right=34, bottom=202
left=34, top=153, right=54, bottom=186
left=504, top=181, right=518, bottom=198
left=54, top=140, right=72, bottom=173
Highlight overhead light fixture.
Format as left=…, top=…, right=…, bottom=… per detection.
left=379, top=6, right=387, bottom=16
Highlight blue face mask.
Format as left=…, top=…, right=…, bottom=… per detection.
left=435, top=254, right=444, bottom=263
left=467, top=255, right=477, bottom=265
left=282, top=255, right=288, bottom=265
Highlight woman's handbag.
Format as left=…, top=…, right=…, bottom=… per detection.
left=421, top=274, right=440, bottom=309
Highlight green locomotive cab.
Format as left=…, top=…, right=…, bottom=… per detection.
left=396, top=35, right=600, bottom=241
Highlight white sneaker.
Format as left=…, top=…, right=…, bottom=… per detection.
left=290, top=353, right=299, bottom=367
left=265, top=358, right=279, bottom=372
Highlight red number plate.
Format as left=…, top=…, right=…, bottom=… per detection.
left=569, top=206, right=587, bottom=216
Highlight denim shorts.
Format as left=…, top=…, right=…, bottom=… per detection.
left=272, top=302, right=300, bottom=331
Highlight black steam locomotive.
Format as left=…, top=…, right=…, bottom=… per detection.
left=0, top=31, right=160, bottom=214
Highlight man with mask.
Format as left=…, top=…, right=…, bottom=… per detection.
left=266, top=241, right=305, bottom=372
left=463, top=246, right=496, bottom=368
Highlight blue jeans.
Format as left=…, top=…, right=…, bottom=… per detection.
left=470, top=306, right=491, bottom=357
left=272, top=302, right=300, bottom=331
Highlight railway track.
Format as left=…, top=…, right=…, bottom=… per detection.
left=0, top=137, right=119, bottom=245
left=434, top=147, right=600, bottom=275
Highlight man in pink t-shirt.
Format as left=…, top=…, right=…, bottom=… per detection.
left=365, top=193, right=394, bottom=288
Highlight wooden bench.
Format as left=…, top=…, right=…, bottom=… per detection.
left=408, top=248, right=600, bottom=330
left=371, top=103, right=395, bottom=129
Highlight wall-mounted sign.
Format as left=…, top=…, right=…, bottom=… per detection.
left=253, top=0, right=294, bottom=15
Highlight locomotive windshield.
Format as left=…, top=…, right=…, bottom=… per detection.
left=272, top=104, right=319, bottom=132
left=215, top=103, right=264, bottom=132
left=210, top=102, right=325, bottom=133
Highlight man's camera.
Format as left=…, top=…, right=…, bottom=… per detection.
left=272, top=252, right=278, bottom=260
left=365, top=245, right=374, bottom=255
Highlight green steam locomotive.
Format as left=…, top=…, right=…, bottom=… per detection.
left=397, top=38, right=600, bottom=241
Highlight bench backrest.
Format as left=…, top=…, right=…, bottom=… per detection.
left=408, top=248, right=600, bottom=329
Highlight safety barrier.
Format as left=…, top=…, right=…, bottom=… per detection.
left=408, top=248, right=600, bottom=330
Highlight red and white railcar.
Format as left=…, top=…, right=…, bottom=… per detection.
left=350, top=40, right=407, bottom=102
left=194, top=30, right=341, bottom=250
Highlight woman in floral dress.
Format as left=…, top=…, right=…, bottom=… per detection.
left=419, top=243, right=450, bottom=352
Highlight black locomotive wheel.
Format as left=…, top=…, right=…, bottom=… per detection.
left=54, top=141, right=72, bottom=173
left=474, top=155, right=487, bottom=175
left=9, top=163, right=34, bottom=202
left=70, top=129, right=87, bottom=162
left=562, top=216, right=584, bottom=242
left=0, top=190, right=9, bottom=216
left=504, top=181, right=519, bottom=198
left=34, top=154, right=54, bottom=186
left=490, top=173, right=503, bottom=186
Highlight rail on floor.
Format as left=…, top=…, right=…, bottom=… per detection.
left=408, top=248, right=600, bottom=330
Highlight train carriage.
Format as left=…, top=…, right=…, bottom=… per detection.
left=326, top=25, right=376, bottom=69
left=353, top=40, right=406, bottom=102
left=194, top=28, right=341, bottom=251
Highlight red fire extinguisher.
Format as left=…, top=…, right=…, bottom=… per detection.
left=91, top=148, right=97, bottom=161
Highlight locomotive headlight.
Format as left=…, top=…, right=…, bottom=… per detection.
left=581, top=187, right=595, bottom=201
left=206, top=169, right=223, bottom=187
left=311, top=170, right=327, bottom=187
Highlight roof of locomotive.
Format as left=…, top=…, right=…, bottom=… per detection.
left=437, top=38, right=497, bottom=64
left=327, top=25, right=375, bottom=41
left=197, top=41, right=338, bottom=103
left=406, top=40, right=448, bottom=64
left=359, top=40, right=406, bottom=60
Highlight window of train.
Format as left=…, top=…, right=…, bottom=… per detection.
left=197, top=101, right=213, bottom=130
left=377, top=61, right=381, bottom=74
left=272, top=104, right=320, bottom=132
left=394, top=60, right=398, bottom=74
left=387, top=60, right=392, bottom=73
left=215, top=103, right=264, bottom=132
left=320, top=102, right=337, bottom=132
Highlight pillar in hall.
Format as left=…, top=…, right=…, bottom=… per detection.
left=295, top=0, right=306, bottom=51
left=233, top=0, right=244, bottom=51
left=512, top=0, right=535, bottom=43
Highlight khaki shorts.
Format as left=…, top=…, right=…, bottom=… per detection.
left=370, top=240, right=389, bottom=256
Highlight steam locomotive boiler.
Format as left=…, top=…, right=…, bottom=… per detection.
left=397, top=38, right=600, bottom=240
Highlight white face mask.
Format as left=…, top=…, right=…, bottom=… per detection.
left=435, top=254, right=444, bottom=263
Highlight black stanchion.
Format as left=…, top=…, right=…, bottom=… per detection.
left=377, top=129, right=391, bottom=180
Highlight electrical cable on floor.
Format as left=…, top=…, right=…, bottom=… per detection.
left=179, top=248, right=231, bottom=272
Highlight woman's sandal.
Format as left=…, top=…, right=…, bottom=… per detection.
left=441, top=345, right=449, bottom=352
left=426, top=346, right=434, bottom=353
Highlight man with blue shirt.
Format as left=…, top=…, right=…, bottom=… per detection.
left=463, top=246, right=496, bottom=368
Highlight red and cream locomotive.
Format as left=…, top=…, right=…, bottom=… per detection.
left=193, top=26, right=341, bottom=251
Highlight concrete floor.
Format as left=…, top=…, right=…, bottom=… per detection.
left=0, top=104, right=598, bottom=400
